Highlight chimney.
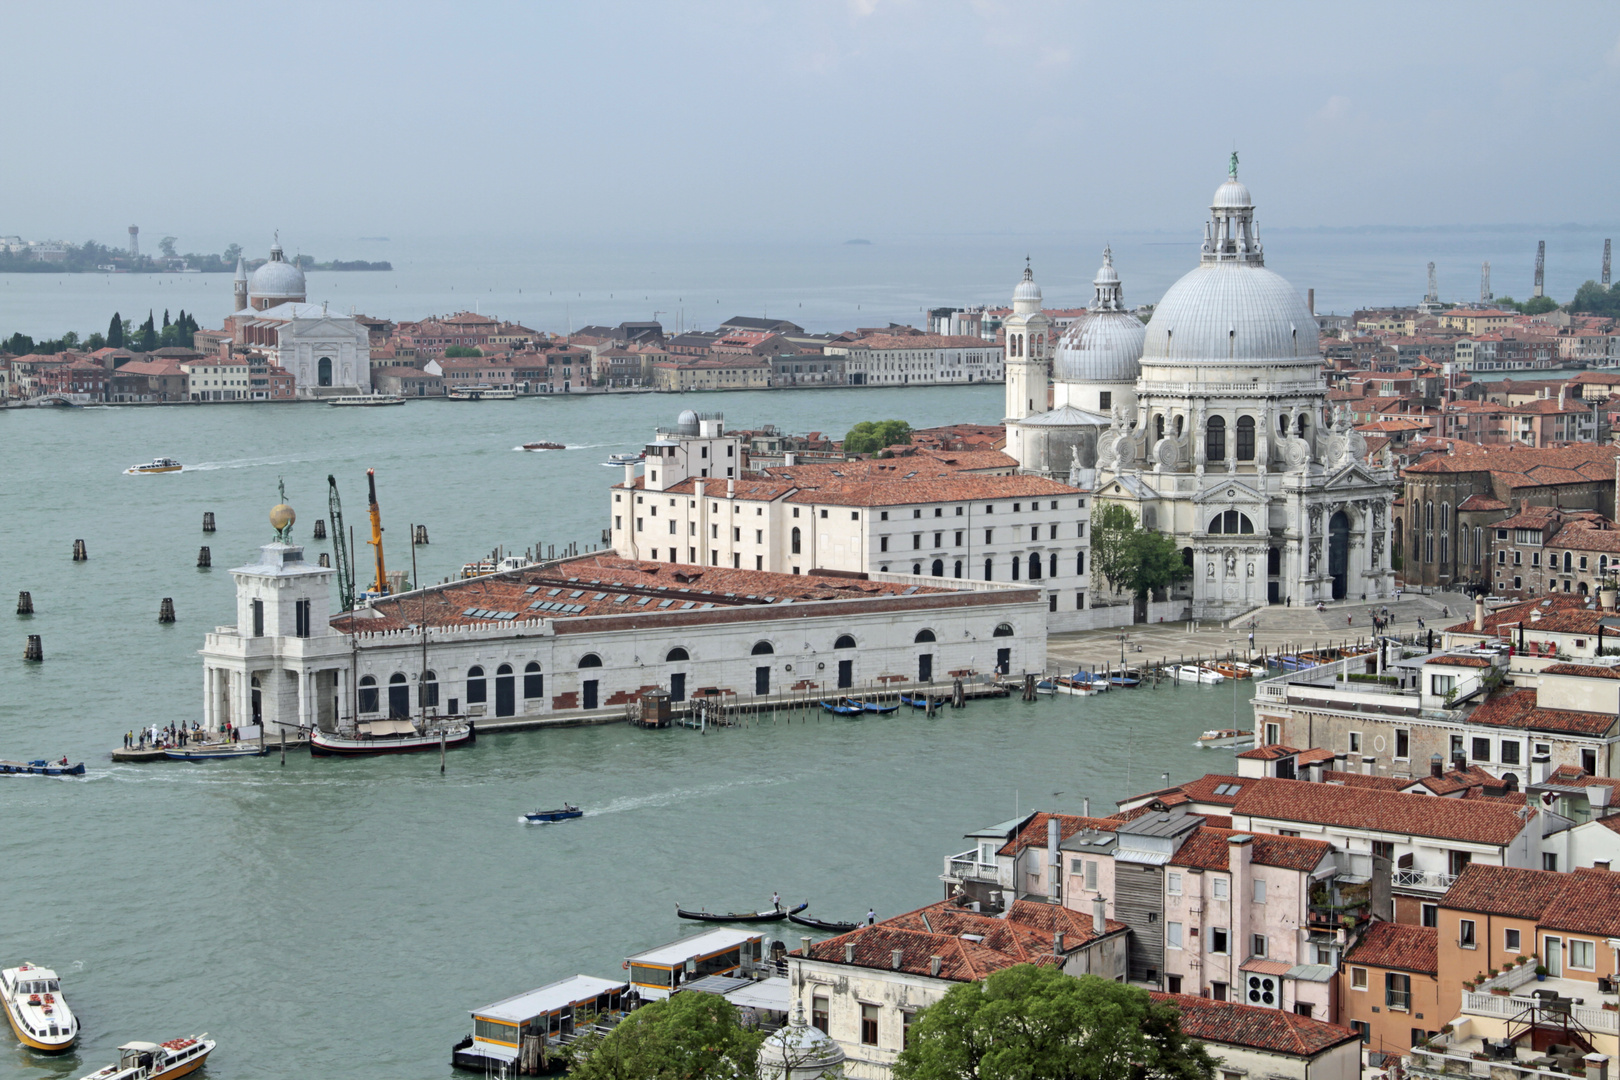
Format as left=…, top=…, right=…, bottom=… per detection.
left=1054, top=931, right=1065, bottom=954
left=1475, top=596, right=1486, bottom=632
left=727, top=477, right=735, bottom=498
left=694, top=480, right=705, bottom=500
left=1589, top=786, right=1612, bottom=812
left=1583, top=1055, right=1609, bottom=1080
left=844, top=942, right=856, bottom=963
left=1431, top=753, right=1445, bottom=779
left=1228, top=835, right=1254, bottom=967
left=1594, top=860, right=1612, bottom=873
left=1347, top=750, right=1363, bottom=774
left=1047, top=817, right=1062, bottom=901
left=623, top=462, right=636, bottom=489
left=891, top=948, right=904, bottom=970
left=1308, top=288, right=1316, bottom=316
left=785, top=451, right=797, bottom=466
left=929, top=955, right=943, bottom=977
left=1533, top=754, right=1552, bottom=785
left=1093, top=895, right=1107, bottom=935
left=802, top=936, right=813, bottom=957
left=1453, top=751, right=1468, bottom=773
left=1083, top=797, right=1091, bottom=818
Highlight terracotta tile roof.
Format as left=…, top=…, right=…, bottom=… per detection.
left=997, top=812, right=1125, bottom=858
left=1344, top=921, right=1438, bottom=975
left=1426, top=655, right=1493, bottom=668
left=1232, top=777, right=1535, bottom=846
left=1542, top=663, right=1620, bottom=680
left=1441, top=864, right=1568, bottom=919
left=842, top=333, right=996, bottom=351
left=1530, top=867, right=1620, bottom=938
left=1235, top=744, right=1304, bottom=761
left=1465, top=689, right=1616, bottom=737
left=1545, top=764, right=1620, bottom=789
left=1122, top=774, right=1250, bottom=810
left=1547, top=521, right=1620, bottom=553
left=1444, top=595, right=1591, bottom=635
left=1322, top=770, right=1408, bottom=790
left=1151, top=993, right=1360, bottom=1057
left=1168, top=826, right=1332, bottom=873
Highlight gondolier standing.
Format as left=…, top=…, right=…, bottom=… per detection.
left=772, top=891, right=781, bottom=912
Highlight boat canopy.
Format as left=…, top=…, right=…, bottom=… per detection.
left=357, top=719, right=417, bottom=737
left=474, top=974, right=628, bottom=1025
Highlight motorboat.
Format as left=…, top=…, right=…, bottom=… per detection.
left=162, top=744, right=266, bottom=761
left=602, top=452, right=644, bottom=467
left=525, top=804, right=583, bottom=824
left=1049, top=674, right=1106, bottom=696
left=675, top=902, right=808, bottom=924
left=788, top=912, right=861, bottom=933
left=1202, top=661, right=1254, bottom=680
left=1274, top=655, right=1320, bottom=672
left=125, top=458, right=182, bottom=474
left=1198, top=729, right=1255, bottom=749
left=522, top=441, right=566, bottom=451
left=1034, top=679, right=1056, bottom=695
left=2, top=963, right=77, bottom=1052
left=1105, top=668, right=1142, bottom=688
left=327, top=394, right=405, bottom=406
left=310, top=717, right=475, bottom=757
left=0, top=758, right=85, bottom=777
left=1168, top=664, right=1224, bottom=685
left=73, top=1035, right=214, bottom=1080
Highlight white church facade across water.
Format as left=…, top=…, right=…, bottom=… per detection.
left=1003, top=161, right=1398, bottom=620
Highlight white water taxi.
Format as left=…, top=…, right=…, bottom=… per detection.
left=327, top=394, right=405, bottom=407
left=1168, top=664, right=1225, bottom=685
left=2, top=962, right=78, bottom=1052
left=447, top=385, right=516, bottom=400
left=1198, top=728, right=1255, bottom=748
left=125, top=458, right=182, bottom=475
left=75, top=1035, right=215, bottom=1080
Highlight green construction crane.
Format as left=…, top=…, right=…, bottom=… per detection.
left=328, top=474, right=356, bottom=612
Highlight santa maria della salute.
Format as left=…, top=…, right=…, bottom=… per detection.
left=1004, top=161, right=1398, bottom=620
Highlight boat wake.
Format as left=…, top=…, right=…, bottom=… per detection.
left=585, top=775, right=789, bottom=817
left=186, top=455, right=312, bottom=472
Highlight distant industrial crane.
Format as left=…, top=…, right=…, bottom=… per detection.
left=1534, top=241, right=1546, bottom=298
left=1481, top=261, right=1492, bottom=303
left=327, top=474, right=356, bottom=612
left=1425, top=262, right=1438, bottom=305
left=366, top=468, right=389, bottom=597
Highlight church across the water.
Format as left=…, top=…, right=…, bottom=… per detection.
left=220, top=238, right=372, bottom=396
left=1004, top=160, right=1398, bottom=619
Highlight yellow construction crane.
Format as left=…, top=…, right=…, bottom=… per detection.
left=366, top=468, right=389, bottom=596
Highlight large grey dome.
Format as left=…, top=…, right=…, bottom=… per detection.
left=248, top=242, right=306, bottom=304
left=1142, top=262, right=1317, bottom=363
left=1055, top=312, right=1145, bottom=382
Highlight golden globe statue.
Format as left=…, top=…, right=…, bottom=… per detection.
left=271, top=477, right=296, bottom=543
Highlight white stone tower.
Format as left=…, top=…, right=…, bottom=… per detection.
left=233, top=257, right=249, bottom=312
left=1003, top=261, right=1050, bottom=421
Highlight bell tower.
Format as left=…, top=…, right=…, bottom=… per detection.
left=1002, top=260, right=1049, bottom=422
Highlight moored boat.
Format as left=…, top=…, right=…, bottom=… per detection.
left=2, top=963, right=78, bottom=1052
left=125, top=458, right=182, bottom=475
left=788, top=912, right=861, bottom=933
left=676, top=902, right=808, bottom=924
left=848, top=698, right=899, bottom=714
left=327, top=394, right=405, bottom=406
left=1203, top=661, right=1253, bottom=680
left=1168, top=664, right=1224, bottom=685
left=525, top=804, right=583, bottom=823
left=1198, top=728, right=1255, bottom=748
left=1105, top=668, right=1142, bottom=688
left=820, top=699, right=863, bottom=716
left=0, top=758, right=85, bottom=777
left=73, top=1035, right=214, bottom=1080
left=1049, top=674, right=1106, bottom=695
left=310, top=717, right=475, bottom=756
left=898, top=692, right=943, bottom=708
left=522, top=441, right=566, bottom=451
left=162, top=744, right=266, bottom=761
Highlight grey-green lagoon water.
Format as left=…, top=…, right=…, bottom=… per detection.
left=0, top=387, right=1241, bottom=1080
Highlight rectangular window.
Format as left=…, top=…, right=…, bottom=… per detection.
left=1500, top=741, right=1520, bottom=765
left=1351, top=967, right=1368, bottom=990
left=880, top=536, right=889, bottom=552
left=1505, top=928, right=1521, bottom=953
left=1167, top=922, right=1183, bottom=949
left=1386, top=972, right=1411, bottom=1011
left=1085, top=860, right=1098, bottom=890
left=1570, top=939, right=1596, bottom=970
left=985, top=529, right=993, bottom=544
left=1167, top=872, right=1182, bottom=895
left=1349, top=732, right=1362, bottom=753
left=1212, top=878, right=1229, bottom=900
left=1395, top=728, right=1410, bottom=759
left=295, top=599, right=310, bottom=639
left=1210, top=928, right=1229, bottom=954
left=1460, top=919, right=1476, bottom=948
left=812, top=996, right=828, bottom=1033
left=1099, top=391, right=1112, bottom=410
left=860, top=1004, right=878, bottom=1046
left=1432, top=674, right=1455, bottom=697
left=1544, top=853, right=1559, bottom=871
left=251, top=598, right=264, bottom=637
left=1211, top=982, right=1227, bottom=1002
left=955, top=531, right=963, bottom=545
left=1472, top=737, right=1491, bottom=761
left=1253, top=879, right=1266, bottom=904
left=902, top=1011, right=913, bottom=1049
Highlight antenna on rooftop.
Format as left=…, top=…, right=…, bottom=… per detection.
left=1533, top=241, right=1546, bottom=298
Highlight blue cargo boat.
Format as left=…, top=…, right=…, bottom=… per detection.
left=0, top=759, right=85, bottom=777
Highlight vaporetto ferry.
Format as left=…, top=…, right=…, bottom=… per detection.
left=1, top=962, right=78, bottom=1052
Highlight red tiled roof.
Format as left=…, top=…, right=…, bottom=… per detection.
left=1122, top=774, right=1250, bottom=810
left=1151, top=994, right=1360, bottom=1057
left=1168, top=826, right=1332, bottom=873
left=1441, top=864, right=1568, bottom=920
left=1465, top=689, right=1616, bottom=737
left=1322, top=770, right=1408, bottom=790
left=1235, top=744, right=1303, bottom=761
left=1233, top=778, right=1534, bottom=846
left=1542, top=663, right=1620, bottom=680
left=1425, top=655, right=1493, bottom=668
left=1539, top=867, right=1620, bottom=937
left=1344, top=921, right=1438, bottom=974
left=997, top=812, right=1124, bottom=858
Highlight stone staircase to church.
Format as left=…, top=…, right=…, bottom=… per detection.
left=1225, top=588, right=1474, bottom=638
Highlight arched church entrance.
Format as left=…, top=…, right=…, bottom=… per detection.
left=1267, top=546, right=1281, bottom=604
left=318, top=357, right=333, bottom=386
left=1329, top=511, right=1350, bottom=600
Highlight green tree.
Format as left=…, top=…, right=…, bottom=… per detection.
left=1494, top=294, right=1560, bottom=316
left=85, top=332, right=107, bottom=351
left=1126, top=528, right=1192, bottom=599
left=895, top=965, right=1216, bottom=1080
left=3, top=332, right=35, bottom=355
left=159, top=236, right=178, bottom=258
left=107, top=312, right=124, bottom=348
left=1090, top=504, right=1191, bottom=601
left=443, top=345, right=483, bottom=358
left=137, top=311, right=157, bottom=352
left=1571, top=280, right=1620, bottom=318
left=844, top=419, right=912, bottom=454
left=1090, top=504, right=1140, bottom=597
left=567, top=992, right=763, bottom=1080
left=222, top=243, right=242, bottom=264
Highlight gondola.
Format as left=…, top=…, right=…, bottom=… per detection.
left=899, top=693, right=944, bottom=709
left=524, top=804, right=583, bottom=823
left=820, top=699, right=863, bottom=716
left=0, top=758, right=85, bottom=777
left=788, top=912, right=861, bottom=933
left=848, top=699, right=899, bottom=715
left=676, top=901, right=808, bottom=923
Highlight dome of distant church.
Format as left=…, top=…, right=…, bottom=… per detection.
left=1011, top=264, right=1042, bottom=305
left=1054, top=246, right=1145, bottom=384
left=1141, top=174, right=1317, bottom=364
left=248, top=242, right=306, bottom=305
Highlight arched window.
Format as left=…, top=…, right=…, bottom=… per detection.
left=497, top=663, right=513, bottom=676
left=984, top=557, right=993, bottom=581
left=1028, top=553, right=1042, bottom=579
left=578, top=654, right=602, bottom=668
left=1206, top=415, right=1226, bottom=462
left=1278, top=413, right=1290, bottom=435
left=1076, top=551, right=1085, bottom=574
left=992, top=623, right=1015, bottom=637
left=931, top=558, right=944, bottom=577
left=751, top=641, right=774, bottom=655
left=388, top=673, right=409, bottom=718
left=1011, top=556, right=1020, bottom=580
left=834, top=635, right=856, bottom=649
left=1208, top=511, right=1254, bottom=535
left=791, top=527, right=801, bottom=554
left=1155, top=414, right=1165, bottom=442
left=1564, top=551, right=1573, bottom=572
left=665, top=647, right=689, bottom=662
left=1174, top=415, right=1184, bottom=437
left=1236, top=416, right=1255, bottom=461
left=358, top=675, right=379, bottom=713
left=912, top=563, right=921, bottom=575
left=1296, top=414, right=1309, bottom=437
left=1182, top=547, right=1194, bottom=569
left=1049, top=552, right=1058, bottom=578
left=420, top=670, right=439, bottom=708
left=953, top=560, right=963, bottom=578
left=915, top=629, right=936, bottom=643
left=524, top=661, right=543, bottom=698
left=465, top=666, right=486, bottom=705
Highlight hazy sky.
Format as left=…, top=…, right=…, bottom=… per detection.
left=5, top=1, right=1619, bottom=248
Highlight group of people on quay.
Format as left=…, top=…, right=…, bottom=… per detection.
left=122, top=721, right=244, bottom=750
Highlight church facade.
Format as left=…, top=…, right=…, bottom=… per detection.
left=1005, top=163, right=1398, bottom=619
left=221, top=240, right=372, bottom=396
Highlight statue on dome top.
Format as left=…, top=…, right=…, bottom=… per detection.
left=1229, top=150, right=1239, bottom=179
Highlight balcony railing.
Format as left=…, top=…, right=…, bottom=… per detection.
left=1408, top=1045, right=1582, bottom=1080
left=944, top=851, right=1000, bottom=882
left=1461, top=989, right=1619, bottom=1035
left=1392, top=868, right=1458, bottom=892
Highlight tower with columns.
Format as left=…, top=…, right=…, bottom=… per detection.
left=1002, top=261, right=1050, bottom=422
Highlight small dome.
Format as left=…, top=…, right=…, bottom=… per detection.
left=677, top=409, right=698, bottom=425
left=248, top=243, right=306, bottom=303
left=1212, top=178, right=1253, bottom=209
left=1012, top=264, right=1042, bottom=304
left=1054, top=311, right=1146, bottom=384
left=758, top=1005, right=846, bottom=1080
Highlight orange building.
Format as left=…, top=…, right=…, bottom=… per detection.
left=1340, top=921, right=1441, bottom=1059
